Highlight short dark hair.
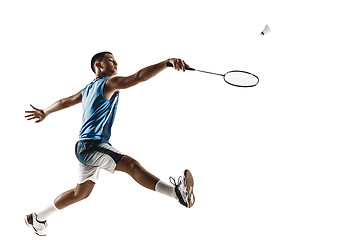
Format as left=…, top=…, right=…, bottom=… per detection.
left=91, top=51, right=112, bottom=73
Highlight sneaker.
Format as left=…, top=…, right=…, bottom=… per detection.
left=170, top=169, right=195, bottom=208
left=24, top=213, right=48, bottom=236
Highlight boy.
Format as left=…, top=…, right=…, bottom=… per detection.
left=24, top=52, right=195, bottom=236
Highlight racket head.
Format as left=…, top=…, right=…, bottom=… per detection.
left=223, top=70, right=259, bottom=87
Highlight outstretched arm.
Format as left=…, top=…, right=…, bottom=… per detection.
left=25, top=90, right=82, bottom=123
left=105, top=58, right=189, bottom=91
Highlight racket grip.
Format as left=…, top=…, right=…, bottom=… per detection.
left=166, top=62, right=195, bottom=71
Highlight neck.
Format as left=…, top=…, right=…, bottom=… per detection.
left=95, top=69, right=116, bottom=78
left=95, top=74, right=111, bottom=78
left=96, top=72, right=110, bottom=78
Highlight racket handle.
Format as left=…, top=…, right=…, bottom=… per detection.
left=166, top=62, right=195, bottom=71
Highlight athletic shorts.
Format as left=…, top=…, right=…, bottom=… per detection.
left=75, top=140, right=124, bottom=184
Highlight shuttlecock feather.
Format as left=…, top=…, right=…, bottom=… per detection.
left=260, top=25, right=271, bottom=35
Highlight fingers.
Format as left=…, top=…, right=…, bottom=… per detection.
left=27, top=116, right=37, bottom=121
left=30, top=104, right=39, bottom=111
left=174, top=59, right=182, bottom=71
left=25, top=114, right=38, bottom=121
left=180, top=60, right=186, bottom=72
left=184, top=62, right=190, bottom=69
left=25, top=108, right=36, bottom=120
left=170, top=58, right=189, bottom=72
left=25, top=104, right=44, bottom=122
left=25, top=114, right=43, bottom=123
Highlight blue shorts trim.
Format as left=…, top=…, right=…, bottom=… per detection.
left=75, top=140, right=123, bottom=165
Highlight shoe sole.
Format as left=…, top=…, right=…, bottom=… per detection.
left=24, top=215, right=46, bottom=237
left=24, top=216, right=30, bottom=227
left=184, top=169, right=195, bottom=208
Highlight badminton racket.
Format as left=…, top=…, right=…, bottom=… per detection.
left=166, top=62, right=259, bottom=87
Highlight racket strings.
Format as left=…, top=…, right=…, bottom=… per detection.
left=224, top=71, right=259, bottom=87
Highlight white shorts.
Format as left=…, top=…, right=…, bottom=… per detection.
left=75, top=140, right=124, bottom=184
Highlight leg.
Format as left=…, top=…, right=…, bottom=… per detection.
left=25, top=180, right=95, bottom=236
left=115, top=155, right=159, bottom=190
left=114, top=155, right=195, bottom=207
left=54, top=180, right=95, bottom=210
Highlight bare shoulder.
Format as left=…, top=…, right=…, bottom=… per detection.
left=103, top=76, right=131, bottom=99
left=105, top=75, right=137, bottom=90
left=106, top=76, right=125, bottom=89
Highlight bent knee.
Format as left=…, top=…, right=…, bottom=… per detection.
left=74, top=189, right=92, bottom=200
left=81, top=190, right=92, bottom=200
left=129, top=159, right=141, bottom=172
left=118, top=156, right=141, bottom=174
left=74, top=182, right=94, bottom=200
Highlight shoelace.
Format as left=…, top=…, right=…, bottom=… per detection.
left=169, top=175, right=195, bottom=207
left=169, top=176, right=184, bottom=188
left=170, top=175, right=189, bottom=199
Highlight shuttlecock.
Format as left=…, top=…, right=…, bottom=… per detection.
left=260, top=25, right=271, bottom=35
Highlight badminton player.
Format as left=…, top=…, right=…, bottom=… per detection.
left=24, top=52, right=195, bottom=236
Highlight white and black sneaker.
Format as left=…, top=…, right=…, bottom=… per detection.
left=24, top=213, right=48, bottom=236
left=170, top=169, right=195, bottom=208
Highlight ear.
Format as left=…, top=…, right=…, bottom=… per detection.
left=95, top=62, right=102, bottom=71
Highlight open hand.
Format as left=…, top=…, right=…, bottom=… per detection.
left=25, top=104, right=46, bottom=123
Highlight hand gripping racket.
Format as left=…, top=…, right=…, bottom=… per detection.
left=166, top=62, right=259, bottom=87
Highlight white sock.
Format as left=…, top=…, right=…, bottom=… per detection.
left=36, top=202, right=59, bottom=221
left=155, top=180, right=177, bottom=200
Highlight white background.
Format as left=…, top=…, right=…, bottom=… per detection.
left=1, top=0, right=359, bottom=239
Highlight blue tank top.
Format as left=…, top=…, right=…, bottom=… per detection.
left=79, top=77, right=119, bottom=143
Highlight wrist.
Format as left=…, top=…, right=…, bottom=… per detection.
left=43, top=109, right=50, bottom=117
left=166, top=59, right=173, bottom=68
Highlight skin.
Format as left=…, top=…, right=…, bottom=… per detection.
left=25, top=54, right=189, bottom=210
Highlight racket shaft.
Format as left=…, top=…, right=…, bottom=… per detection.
left=195, top=69, right=224, bottom=77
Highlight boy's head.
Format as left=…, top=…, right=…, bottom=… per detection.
left=91, top=51, right=117, bottom=76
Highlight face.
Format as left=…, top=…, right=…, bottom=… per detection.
left=97, top=54, right=117, bottom=77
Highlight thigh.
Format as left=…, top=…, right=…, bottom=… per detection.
left=77, top=143, right=124, bottom=183
left=89, top=143, right=124, bottom=167
left=78, top=163, right=101, bottom=183
left=114, top=155, right=159, bottom=190
left=114, top=155, right=134, bottom=173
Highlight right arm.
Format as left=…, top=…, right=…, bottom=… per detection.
left=25, top=90, right=82, bottom=123
left=105, top=58, right=189, bottom=91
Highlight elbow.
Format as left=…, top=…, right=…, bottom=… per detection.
left=122, top=72, right=144, bottom=89
left=134, top=71, right=146, bottom=83
left=60, top=98, right=71, bottom=108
